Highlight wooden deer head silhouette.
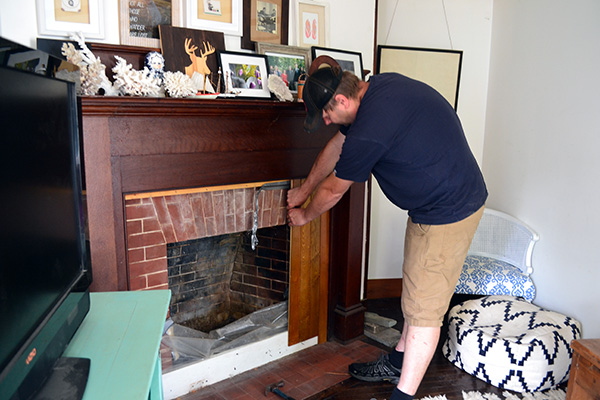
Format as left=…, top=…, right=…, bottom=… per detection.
left=184, top=38, right=215, bottom=79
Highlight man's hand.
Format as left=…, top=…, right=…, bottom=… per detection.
left=287, top=207, right=310, bottom=226
left=287, top=187, right=309, bottom=209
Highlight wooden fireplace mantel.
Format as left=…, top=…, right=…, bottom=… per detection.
left=80, top=95, right=365, bottom=342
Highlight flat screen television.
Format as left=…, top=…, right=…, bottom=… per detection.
left=0, top=37, right=92, bottom=399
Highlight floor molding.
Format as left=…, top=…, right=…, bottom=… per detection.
left=366, top=278, right=403, bottom=299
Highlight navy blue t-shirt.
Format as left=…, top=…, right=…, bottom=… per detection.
left=335, top=73, right=487, bottom=225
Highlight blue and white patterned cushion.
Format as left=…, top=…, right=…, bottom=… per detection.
left=455, top=255, right=536, bottom=302
left=443, top=296, right=582, bottom=393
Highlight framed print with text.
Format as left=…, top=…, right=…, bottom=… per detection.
left=36, top=0, right=104, bottom=39
left=185, top=0, right=243, bottom=36
left=120, top=0, right=180, bottom=48
left=377, top=45, right=463, bottom=110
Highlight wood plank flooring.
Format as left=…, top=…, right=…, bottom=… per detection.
left=172, top=296, right=567, bottom=400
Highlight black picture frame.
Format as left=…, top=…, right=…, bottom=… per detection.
left=376, top=45, right=463, bottom=110
left=311, top=46, right=364, bottom=80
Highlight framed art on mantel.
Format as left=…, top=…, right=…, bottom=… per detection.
left=184, top=0, right=243, bottom=37
left=36, top=0, right=105, bottom=39
left=296, top=0, right=329, bottom=48
left=159, top=26, right=226, bottom=89
left=311, top=46, right=364, bottom=80
left=119, top=0, right=180, bottom=48
left=257, top=42, right=309, bottom=95
left=241, top=0, right=289, bottom=50
left=218, top=51, right=271, bottom=98
left=377, top=45, right=463, bottom=110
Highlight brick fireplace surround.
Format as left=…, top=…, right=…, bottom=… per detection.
left=125, top=185, right=287, bottom=291
left=80, top=43, right=367, bottom=343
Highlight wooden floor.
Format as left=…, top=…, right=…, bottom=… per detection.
left=173, top=296, right=565, bottom=400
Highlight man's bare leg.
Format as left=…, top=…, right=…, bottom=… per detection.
left=395, top=323, right=440, bottom=396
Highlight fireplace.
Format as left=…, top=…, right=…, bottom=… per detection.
left=167, top=225, right=290, bottom=331
left=79, top=45, right=367, bottom=367
left=124, top=182, right=290, bottom=328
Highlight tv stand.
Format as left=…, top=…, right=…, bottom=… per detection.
left=61, top=290, right=171, bottom=400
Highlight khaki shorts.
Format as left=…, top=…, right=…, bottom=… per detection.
left=401, top=206, right=484, bottom=327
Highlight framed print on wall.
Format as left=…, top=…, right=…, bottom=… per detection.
left=119, top=0, right=180, bottom=48
left=377, top=45, right=463, bottom=110
left=311, top=46, right=364, bottom=80
left=257, top=42, right=309, bottom=95
left=184, top=0, right=243, bottom=36
left=218, top=51, right=271, bottom=98
left=296, top=0, right=329, bottom=48
left=241, top=0, right=289, bottom=50
left=36, top=0, right=105, bottom=39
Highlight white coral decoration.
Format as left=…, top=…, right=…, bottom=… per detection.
left=162, top=71, right=197, bottom=98
left=268, top=74, right=293, bottom=102
left=112, top=56, right=162, bottom=97
left=61, top=32, right=118, bottom=96
left=61, top=42, right=102, bottom=95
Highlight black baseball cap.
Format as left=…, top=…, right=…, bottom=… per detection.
left=303, top=56, right=343, bottom=133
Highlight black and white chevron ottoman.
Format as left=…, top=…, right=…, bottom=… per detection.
left=443, top=295, right=581, bottom=392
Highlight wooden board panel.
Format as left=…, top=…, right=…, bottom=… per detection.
left=288, top=180, right=330, bottom=345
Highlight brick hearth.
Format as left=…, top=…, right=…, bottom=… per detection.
left=124, top=184, right=288, bottom=291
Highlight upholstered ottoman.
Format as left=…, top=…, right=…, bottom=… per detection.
left=443, top=295, right=581, bottom=392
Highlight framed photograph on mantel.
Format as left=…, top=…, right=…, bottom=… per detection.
left=296, top=0, right=329, bottom=48
left=218, top=51, right=271, bottom=98
left=241, top=0, right=289, bottom=50
left=311, top=46, right=364, bottom=80
left=36, top=0, right=105, bottom=39
left=184, top=0, right=243, bottom=37
left=377, top=45, right=463, bottom=110
left=119, top=0, right=180, bottom=48
left=257, top=42, right=309, bottom=95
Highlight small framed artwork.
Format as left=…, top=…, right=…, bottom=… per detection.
left=218, top=51, right=271, bottom=98
left=184, top=0, right=243, bottom=37
left=296, top=0, right=329, bottom=48
left=241, top=0, right=289, bottom=50
left=119, top=0, right=180, bottom=48
left=159, top=26, right=225, bottom=90
left=257, top=43, right=309, bottom=94
left=36, top=0, right=105, bottom=39
left=377, top=45, right=463, bottom=110
left=311, top=46, right=364, bottom=80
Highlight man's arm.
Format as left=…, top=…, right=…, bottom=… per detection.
left=287, top=172, right=353, bottom=226
left=287, top=131, right=346, bottom=209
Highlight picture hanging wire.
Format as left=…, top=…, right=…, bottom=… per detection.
left=382, top=0, right=454, bottom=50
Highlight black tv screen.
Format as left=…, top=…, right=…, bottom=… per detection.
left=0, top=38, right=91, bottom=400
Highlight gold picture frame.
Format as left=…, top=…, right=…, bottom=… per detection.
left=256, top=42, right=310, bottom=96
left=119, top=0, right=181, bottom=48
left=296, top=0, right=329, bottom=48
left=241, top=0, right=289, bottom=50
left=184, top=0, right=243, bottom=36
left=36, top=0, right=104, bottom=39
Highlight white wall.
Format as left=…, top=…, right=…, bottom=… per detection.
left=369, top=0, right=493, bottom=280
left=484, top=0, right=600, bottom=338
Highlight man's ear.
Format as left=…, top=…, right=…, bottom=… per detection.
left=334, top=94, right=350, bottom=108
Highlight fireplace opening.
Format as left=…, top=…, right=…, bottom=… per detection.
left=161, top=225, right=290, bottom=369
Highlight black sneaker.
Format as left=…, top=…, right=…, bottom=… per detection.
left=348, top=353, right=401, bottom=384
